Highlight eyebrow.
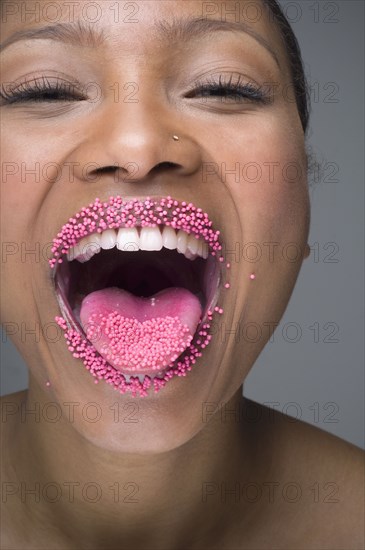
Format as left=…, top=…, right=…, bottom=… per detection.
left=155, top=17, right=280, bottom=68
left=0, top=21, right=105, bottom=52
left=0, top=17, right=280, bottom=68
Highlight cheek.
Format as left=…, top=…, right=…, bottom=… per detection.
left=1, top=135, right=48, bottom=234
left=240, top=164, right=309, bottom=244
left=0, top=121, right=73, bottom=247
left=214, top=119, right=310, bottom=242
left=0, top=138, right=54, bottom=323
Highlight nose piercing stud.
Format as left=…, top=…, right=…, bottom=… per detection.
left=172, top=135, right=179, bottom=141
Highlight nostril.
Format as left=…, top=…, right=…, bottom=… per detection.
left=91, top=166, right=119, bottom=176
left=88, top=163, right=179, bottom=179
left=150, top=161, right=181, bottom=175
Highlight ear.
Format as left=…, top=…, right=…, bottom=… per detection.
left=303, top=243, right=310, bottom=259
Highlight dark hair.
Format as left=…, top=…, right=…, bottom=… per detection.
left=262, top=0, right=310, bottom=134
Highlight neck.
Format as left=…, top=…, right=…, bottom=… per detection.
left=7, top=383, right=262, bottom=549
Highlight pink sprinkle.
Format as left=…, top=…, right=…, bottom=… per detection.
left=45, top=381, right=51, bottom=387
left=224, top=283, right=230, bottom=289
left=249, top=273, right=256, bottom=280
left=86, top=313, right=191, bottom=371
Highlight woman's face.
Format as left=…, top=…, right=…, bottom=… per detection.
left=1, top=0, right=310, bottom=453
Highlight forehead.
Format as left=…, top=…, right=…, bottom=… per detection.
left=0, top=0, right=284, bottom=55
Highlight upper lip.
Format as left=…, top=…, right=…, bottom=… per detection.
left=49, top=195, right=224, bottom=270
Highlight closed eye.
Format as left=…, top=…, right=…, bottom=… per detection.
left=0, top=77, right=86, bottom=104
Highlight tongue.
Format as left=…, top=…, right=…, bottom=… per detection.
left=79, top=287, right=202, bottom=373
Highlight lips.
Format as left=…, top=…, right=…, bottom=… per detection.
left=50, top=196, right=229, bottom=397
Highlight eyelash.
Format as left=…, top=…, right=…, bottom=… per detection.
left=0, top=77, right=85, bottom=104
left=0, top=74, right=269, bottom=105
left=188, top=74, right=269, bottom=104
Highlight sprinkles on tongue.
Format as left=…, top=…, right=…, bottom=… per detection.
left=87, top=313, right=192, bottom=371
left=79, top=287, right=203, bottom=374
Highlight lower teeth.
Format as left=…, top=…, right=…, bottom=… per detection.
left=123, top=372, right=163, bottom=383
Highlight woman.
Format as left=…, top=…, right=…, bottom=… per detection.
left=1, top=0, right=363, bottom=548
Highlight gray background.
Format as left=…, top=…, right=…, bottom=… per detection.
left=1, top=1, right=364, bottom=449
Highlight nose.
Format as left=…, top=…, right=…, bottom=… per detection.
left=67, top=101, right=202, bottom=188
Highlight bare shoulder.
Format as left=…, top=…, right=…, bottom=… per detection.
left=1, top=389, right=28, bottom=402
left=1, top=389, right=28, bottom=406
left=245, top=398, right=365, bottom=549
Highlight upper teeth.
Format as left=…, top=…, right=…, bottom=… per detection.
left=67, top=226, right=209, bottom=263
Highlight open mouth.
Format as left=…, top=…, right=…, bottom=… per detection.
left=50, top=196, right=227, bottom=397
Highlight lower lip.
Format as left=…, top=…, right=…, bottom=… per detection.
left=51, top=196, right=229, bottom=397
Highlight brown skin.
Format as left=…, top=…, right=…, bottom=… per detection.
left=0, top=1, right=363, bottom=548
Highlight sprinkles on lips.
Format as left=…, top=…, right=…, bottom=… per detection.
left=49, top=196, right=222, bottom=267
left=50, top=196, right=227, bottom=398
